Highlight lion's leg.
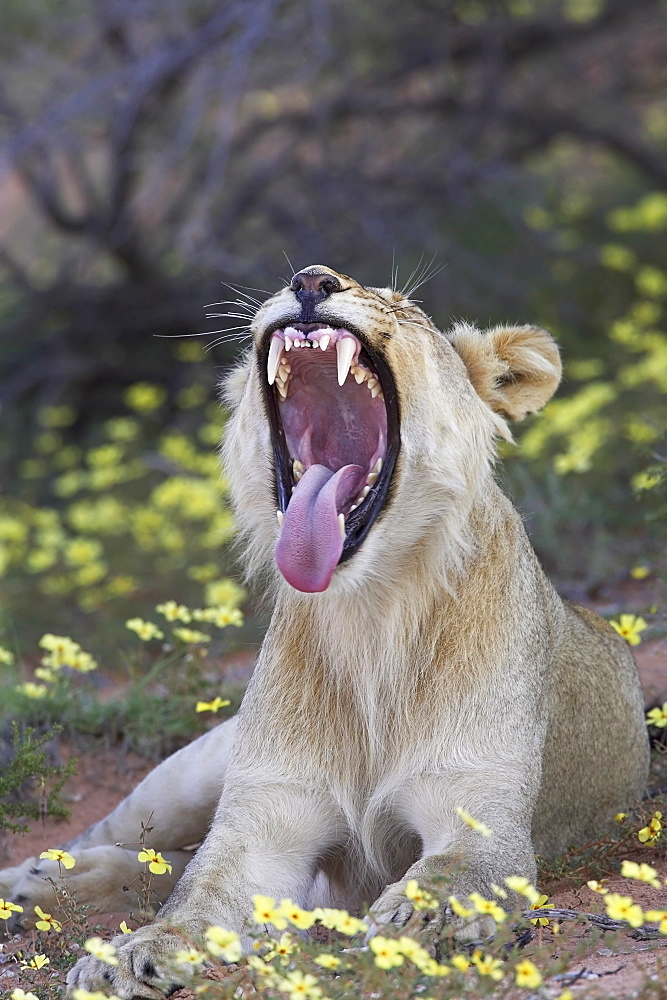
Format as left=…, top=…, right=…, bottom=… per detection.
left=368, top=770, right=537, bottom=941
left=1, top=717, right=238, bottom=922
left=67, top=781, right=344, bottom=997
left=8, top=846, right=192, bottom=928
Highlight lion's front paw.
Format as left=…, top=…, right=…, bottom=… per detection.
left=66, top=925, right=191, bottom=1000
left=366, top=880, right=445, bottom=941
left=366, top=880, right=496, bottom=946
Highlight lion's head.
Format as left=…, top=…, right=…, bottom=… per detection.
left=223, top=265, right=561, bottom=595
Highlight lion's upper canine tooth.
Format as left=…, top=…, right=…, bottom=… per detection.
left=267, top=335, right=283, bottom=385
left=336, top=336, right=356, bottom=386
left=338, top=513, right=345, bottom=539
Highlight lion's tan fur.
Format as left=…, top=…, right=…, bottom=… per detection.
left=1, top=266, right=648, bottom=997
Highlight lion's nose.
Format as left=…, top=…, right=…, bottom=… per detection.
left=290, top=271, right=341, bottom=300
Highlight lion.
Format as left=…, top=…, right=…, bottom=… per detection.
left=2, top=265, right=648, bottom=997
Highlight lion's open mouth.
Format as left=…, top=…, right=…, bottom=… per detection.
left=258, top=321, right=400, bottom=592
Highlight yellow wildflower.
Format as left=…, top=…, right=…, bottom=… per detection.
left=124, top=382, right=166, bottom=412
left=156, top=600, right=192, bottom=622
left=630, top=565, right=650, bottom=579
left=193, top=606, right=243, bottom=628
left=455, top=806, right=492, bottom=836
left=605, top=893, right=644, bottom=927
left=174, top=948, right=205, bottom=968
left=450, top=953, right=471, bottom=972
left=311, top=907, right=364, bottom=934
left=530, top=893, right=551, bottom=925
left=644, top=910, right=667, bottom=934
left=615, top=812, right=628, bottom=821
left=195, top=697, right=231, bottom=713
left=39, top=848, right=76, bottom=869
left=204, top=926, right=242, bottom=962
left=279, top=899, right=316, bottom=929
left=314, top=953, right=341, bottom=969
left=515, top=958, right=543, bottom=988
left=11, top=990, right=40, bottom=1000
left=369, top=935, right=404, bottom=969
left=490, top=883, right=507, bottom=898
left=253, top=894, right=288, bottom=929
left=609, top=614, right=648, bottom=646
left=397, top=936, right=449, bottom=975
left=34, top=905, right=62, bottom=932
left=587, top=879, right=608, bottom=895
left=279, top=969, right=323, bottom=999
left=468, top=892, right=506, bottom=923
left=448, top=895, right=475, bottom=919
left=405, top=878, right=437, bottom=910
left=205, top=578, right=247, bottom=608
left=172, top=627, right=210, bottom=644
left=646, top=702, right=667, bottom=728
left=16, top=682, right=48, bottom=698
left=0, top=646, right=14, bottom=665
left=21, top=955, right=50, bottom=970
left=621, top=860, right=661, bottom=888
left=119, top=921, right=132, bottom=933
left=504, top=875, right=541, bottom=905
left=330, top=910, right=365, bottom=935
left=638, top=811, right=663, bottom=845
left=84, top=937, right=119, bottom=965
left=0, top=898, right=24, bottom=919
left=264, top=932, right=296, bottom=962
left=125, top=618, right=164, bottom=641
left=471, top=949, right=504, bottom=980
left=137, top=848, right=172, bottom=875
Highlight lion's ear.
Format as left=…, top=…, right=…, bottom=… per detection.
left=448, top=323, right=561, bottom=421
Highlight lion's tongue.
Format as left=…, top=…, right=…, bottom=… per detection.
left=275, top=463, right=364, bottom=593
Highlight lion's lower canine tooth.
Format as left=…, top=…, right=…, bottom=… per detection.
left=336, top=336, right=356, bottom=386
left=267, top=335, right=283, bottom=385
left=338, top=513, right=345, bottom=539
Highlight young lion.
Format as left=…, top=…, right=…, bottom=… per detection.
left=3, top=266, right=648, bottom=997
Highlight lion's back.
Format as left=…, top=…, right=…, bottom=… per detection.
left=533, top=600, right=649, bottom=858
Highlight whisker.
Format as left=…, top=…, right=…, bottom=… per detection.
left=282, top=251, right=296, bottom=277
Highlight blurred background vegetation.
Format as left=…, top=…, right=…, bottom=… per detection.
left=0, top=0, right=666, bottom=668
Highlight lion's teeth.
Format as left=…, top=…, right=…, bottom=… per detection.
left=338, top=513, right=345, bottom=539
left=319, top=334, right=330, bottom=351
left=367, top=377, right=378, bottom=390
left=267, top=336, right=283, bottom=385
left=336, top=336, right=356, bottom=386
left=276, top=510, right=284, bottom=527
left=284, top=335, right=293, bottom=352
left=277, top=382, right=288, bottom=400
left=371, top=384, right=382, bottom=398
left=293, top=459, right=304, bottom=481
left=366, top=472, right=379, bottom=486
left=372, top=458, right=382, bottom=473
